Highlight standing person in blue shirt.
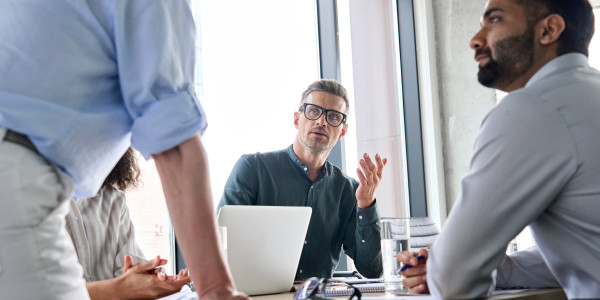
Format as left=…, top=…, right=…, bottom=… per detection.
left=218, top=79, right=387, bottom=279
left=397, top=0, right=600, bottom=298
left=0, top=1, right=246, bottom=299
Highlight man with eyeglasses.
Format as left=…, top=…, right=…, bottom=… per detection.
left=218, top=79, right=387, bottom=280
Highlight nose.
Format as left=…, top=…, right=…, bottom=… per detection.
left=470, top=28, right=486, bottom=51
left=315, top=112, right=328, bottom=127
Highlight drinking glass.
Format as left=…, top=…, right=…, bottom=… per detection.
left=379, top=218, right=410, bottom=295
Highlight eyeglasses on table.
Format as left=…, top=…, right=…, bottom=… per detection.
left=294, top=277, right=362, bottom=300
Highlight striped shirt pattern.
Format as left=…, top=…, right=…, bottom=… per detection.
left=65, top=185, right=146, bottom=281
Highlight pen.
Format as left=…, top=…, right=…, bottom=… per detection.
left=400, top=254, right=424, bottom=272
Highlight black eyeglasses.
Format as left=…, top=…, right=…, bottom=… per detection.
left=294, top=277, right=362, bottom=300
left=301, top=103, right=347, bottom=127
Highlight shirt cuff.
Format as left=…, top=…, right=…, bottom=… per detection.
left=356, top=200, right=380, bottom=226
left=131, top=87, right=207, bottom=159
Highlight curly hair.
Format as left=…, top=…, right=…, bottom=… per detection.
left=102, top=147, right=141, bottom=192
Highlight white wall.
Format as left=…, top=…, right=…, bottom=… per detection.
left=427, top=0, right=497, bottom=211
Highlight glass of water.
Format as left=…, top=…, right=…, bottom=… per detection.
left=380, top=218, right=410, bottom=295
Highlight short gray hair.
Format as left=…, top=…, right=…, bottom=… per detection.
left=298, top=79, right=349, bottom=113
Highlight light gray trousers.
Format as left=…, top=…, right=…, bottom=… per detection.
left=0, top=128, right=89, bottom=299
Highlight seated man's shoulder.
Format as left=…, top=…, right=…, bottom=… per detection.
left=325, top=161, right=359, bottom=186
left=239, top=148, right=288, bottom=164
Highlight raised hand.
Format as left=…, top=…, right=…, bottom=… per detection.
left=355, top=153, right=387, bottom=209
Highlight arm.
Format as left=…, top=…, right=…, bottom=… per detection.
left=496, top=246, right=560, bottom=289
left=344, top=153, right=387, bottom=278
left=153, top=134, right=247, bottom=299
left=113, top=3, right=243, bottom=297
left=398, top=246, right=560, bottom=293
left=86, top=255, right=191, bottom=300
left=426, top=96, right=576, bottom=298
left=344, top=202, right=383, bottom=278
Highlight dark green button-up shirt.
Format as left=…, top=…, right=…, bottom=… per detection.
left=217, top=145, right=382, bottom=279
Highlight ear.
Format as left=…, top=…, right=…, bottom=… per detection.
left=538, top=14, right=565, bottom=46
left=294, top=111, right=300, bottom=129
left=338, top=124, right=349, bottom=141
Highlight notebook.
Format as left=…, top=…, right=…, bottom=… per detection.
left=217, top=205, right=312, bottom=296
left=323, top=282, right=385, bottom=296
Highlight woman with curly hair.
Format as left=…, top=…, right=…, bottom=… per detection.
left=66, top=148, right=190, bottom=299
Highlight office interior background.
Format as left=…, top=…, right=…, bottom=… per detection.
left=121, top=0, right=600, bottom=273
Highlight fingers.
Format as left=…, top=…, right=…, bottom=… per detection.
left=179, top=268, right=189, bottom=278
left=167, top=268, right=190, bottom=281
left=155, top=267, right=166, bottom=281
left=356, top=167, right=367, bottom=184
left=362, top=153, right=376, bottom=183
left=123, top=254, right=134, bottom=273
left=376, top=155, right=387, bottom=178
left=130, top=256, right=166, bottom=274
left=408, top=283, right=428, bottom=294
left=359, top=153, right=387, bottom=182
left=403, top=273, right=427, bottom=289
left=397, top=251, right=420, bottom=266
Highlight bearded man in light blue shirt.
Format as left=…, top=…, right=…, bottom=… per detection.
left=398, top=0, right=600, bottom=298
left=0, top=2, right=246, bottom=299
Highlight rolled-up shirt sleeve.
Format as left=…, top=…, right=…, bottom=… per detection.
left=114, top=0, right=207, bottom=158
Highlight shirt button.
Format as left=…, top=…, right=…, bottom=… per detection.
left=303, top=167, right=308, bottom=171
left=359, top=215, right=363, bottom=220
left=362, top=240, right=365, bottom=243
left=299, top=269, right=303, bottom=274
left=304, top=240, right=308, bottom=244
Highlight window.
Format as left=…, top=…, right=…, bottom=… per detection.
left=125, top=155, right=173, bottom=273
left=196, top=0, right=320, bottom=204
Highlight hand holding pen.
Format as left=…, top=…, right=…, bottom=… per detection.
left=396, top=248, right=430, bottom=294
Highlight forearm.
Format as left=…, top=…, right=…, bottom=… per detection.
left=86, top=279, right=120, bottom=300
left=496, top=247, right=560, bottom=289
left=352, top=205, right=382, bottom=278
left=153, top=134, right=235, bottom=296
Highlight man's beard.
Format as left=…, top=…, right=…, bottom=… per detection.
left=300, top=129, right=331, bottom=154
left=477, top=26, right=535, bottom=90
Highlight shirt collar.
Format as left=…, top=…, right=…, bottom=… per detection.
left=526, top=53, right=590, bottom=88
left=286, top=144, right=329, bottom=179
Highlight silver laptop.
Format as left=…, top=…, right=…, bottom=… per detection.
left=217, top=205, right=312, bottom=296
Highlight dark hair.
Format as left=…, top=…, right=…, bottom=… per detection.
left=514, top=0, right=595, bottom=56
left=102, top=147, right=141, bottom=192
left=298, top=79, right=350, bottom=113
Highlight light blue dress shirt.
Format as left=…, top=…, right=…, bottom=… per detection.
left=0, top=1, right=206, bottom=197
left=428, top=53, right=600, bottom=299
